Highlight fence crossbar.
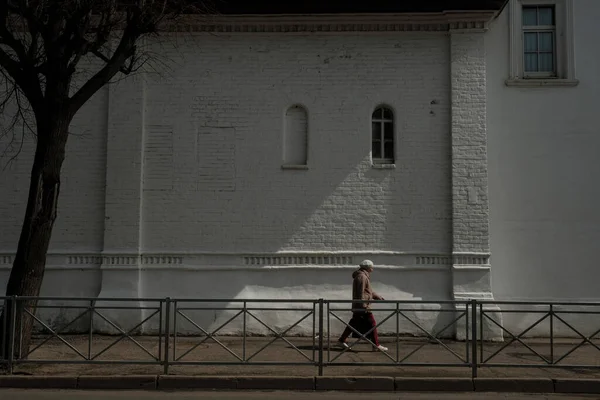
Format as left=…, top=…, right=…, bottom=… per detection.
left=92, top=309, right=160, bottom=361
left=174, top=310, right=243, bottom=362
left=22, top=307, right=90, bottom=360
left=245, top=310, right=314, bottom=363
left=398, top=310, right=467, bottom=363
left=481, top=311, right=550, bottom=364
left=397, top=310, right=468, bottom=364
left=552, top=313, right=600, bottom=364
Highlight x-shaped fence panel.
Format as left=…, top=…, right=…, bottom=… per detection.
left=324, top=300, right=472, bottom=368
left=2, top=296, right=600, bottom=377
left=478, top=302, right=600, bottom=369
left=165, top=299, right=318, bottom=373
left=8, top=297, right=164, bottom=368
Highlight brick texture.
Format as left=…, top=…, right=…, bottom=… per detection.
left=450, top=32, right=490, bottom=254
left=1, top=32, right=456, bottom=256
left=140, top=33, right=452, bottom=253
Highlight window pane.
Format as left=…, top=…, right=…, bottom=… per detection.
left=538, top=7, right=554, bottom=25
left=372, top=108, right=382, bottom=119
left=372, top=122, right=382, bottom=141
left=539, top=32, right=553, bottom=52
left=372, top=141, right=382, bottom=159
left=384, top=122, right=393, bottom=140
left=524, top=32, right=538, bottom=52
left=539, top=53, right=554, bottom=72
left=524, top=53, right=538, bottom=72
left=382, top=108, right=392, bottom=119
left=522, top=7, right=537, bottom=26
left=384, top=141, right=394, bottom=160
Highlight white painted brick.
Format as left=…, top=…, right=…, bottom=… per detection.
left=140, top=33, right=452, bottom=253
left=450, top=32, right=489, bottom=254
left=1, top=32, right=454, bottom=257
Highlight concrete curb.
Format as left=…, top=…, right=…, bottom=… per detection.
left=554, top=379, right=600, bottom=394
left=396, top=377, right=473, bottom=392
left=474, top=378, right=554, bottom=393
left=1, top=376, right=600, bottom=393
left=238, top=377, right=315, bottom=391
left=158, top=376, right=237, bottom=390
left=0, top=376, right=78, bottom=389
left=315, top=377, right=394, bottom=391
left=78, top=375, right=157, bottom=390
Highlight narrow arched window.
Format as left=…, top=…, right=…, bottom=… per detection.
left=371, top=106, right=394, bottom=164
left=283, top=105, right=308, bottom=166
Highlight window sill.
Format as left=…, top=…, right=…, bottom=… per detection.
left=372, top=164, right=396, bottom=170
left=281, top=164, right=308, bottom=170
left=505, top=78, right=580, bottom=87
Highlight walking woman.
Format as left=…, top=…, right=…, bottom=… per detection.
left=337, top=260, right=388, bottom=352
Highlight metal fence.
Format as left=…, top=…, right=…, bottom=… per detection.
left=1, top=296, right=599, bottom=377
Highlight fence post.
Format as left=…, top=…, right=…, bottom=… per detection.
left=549, top=304, right=554, bottom=364
left=8, top=296, right=16, bottom=374
left=318, top=299, right=324, bottom=376
left=471, top=299, right=478, bottom=379
left=163, top=297, right=171, bottom=375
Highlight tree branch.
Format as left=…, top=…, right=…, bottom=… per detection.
left=68, top=28, right=137, bottom=115
left=0, top=47, right=43, bottom=110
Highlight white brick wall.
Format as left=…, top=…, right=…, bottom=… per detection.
left=450, top=32, right=489, bottom=254
left=139, top=32, right=452, bottom=253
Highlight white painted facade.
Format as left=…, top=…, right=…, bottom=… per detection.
left=1, top=1, right=598, bottom=337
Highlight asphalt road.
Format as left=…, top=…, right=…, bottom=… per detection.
left=1, top=391, right=598, bottom=400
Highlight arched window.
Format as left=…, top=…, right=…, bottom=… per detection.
left=283, top=105, right=308, bottom=166
left=371, top=106, right=394, bottom=164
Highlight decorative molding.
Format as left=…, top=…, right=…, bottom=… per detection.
left=102, top=256, right=140, bottom=266
left=452, top=254, right=490, bottom=265
left=448, top=21, right=488, bottom=31
left=0, top=251, right=490, bottom=268
left=418, top=254, right=490, bottom=266
left=244, top=255, right=353, bottom=266
left=67, top=255, right=102, bottom=265
left=163, top=12, right=498, bottom=33
left=141, top=255, right=184, bottom=265
left=416, top=256, right=452, bottom=265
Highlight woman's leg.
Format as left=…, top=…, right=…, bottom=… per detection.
left=367, top=313, right=380, bottom=346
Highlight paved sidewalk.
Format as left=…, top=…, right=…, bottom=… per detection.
left=2, top=335, right=599, bottom=379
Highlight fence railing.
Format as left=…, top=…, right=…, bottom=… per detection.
left=1, top=296, right=599, bottom=377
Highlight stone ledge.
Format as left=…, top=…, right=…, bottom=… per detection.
left=237, top=376, right=315, bottom=390
left=396, top=377, right=473, bottom=392
left=0, top=376, right=78, bottom=389
left=3, top=375, right=600, bottom=393
left=78, top=375, right=157, bottom=390
left=554, top=379, right=600, bottom=394
left=158, top=375, right=237, bottom=390
left=316, top=376, right=394, bottom=391
left=474, top=378, right=554, bottom=393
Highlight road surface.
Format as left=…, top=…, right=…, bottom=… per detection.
left=1, top=391, right=598, bottom=400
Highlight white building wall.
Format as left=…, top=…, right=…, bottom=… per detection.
left=1, top=30, right=466, bottom=335
left=140, top=33, right=452, bottom=254
left=486, top=0, right=600, bottom=302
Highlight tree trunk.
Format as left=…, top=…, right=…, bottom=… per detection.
left=0, top=111, right=71, bottom=361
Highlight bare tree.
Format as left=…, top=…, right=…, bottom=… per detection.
left=0, top=0, right=207, bottom=359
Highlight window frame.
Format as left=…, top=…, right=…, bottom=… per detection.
left=507, top=0, right=578, bottom=87
left=521, top=5, right=557, bottom=78
left=282, top=104, right=309, bottom=170
left=371, top=106, right=395, bottom=166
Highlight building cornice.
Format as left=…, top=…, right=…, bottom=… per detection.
left=165, top=12, right=497, bottom=32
